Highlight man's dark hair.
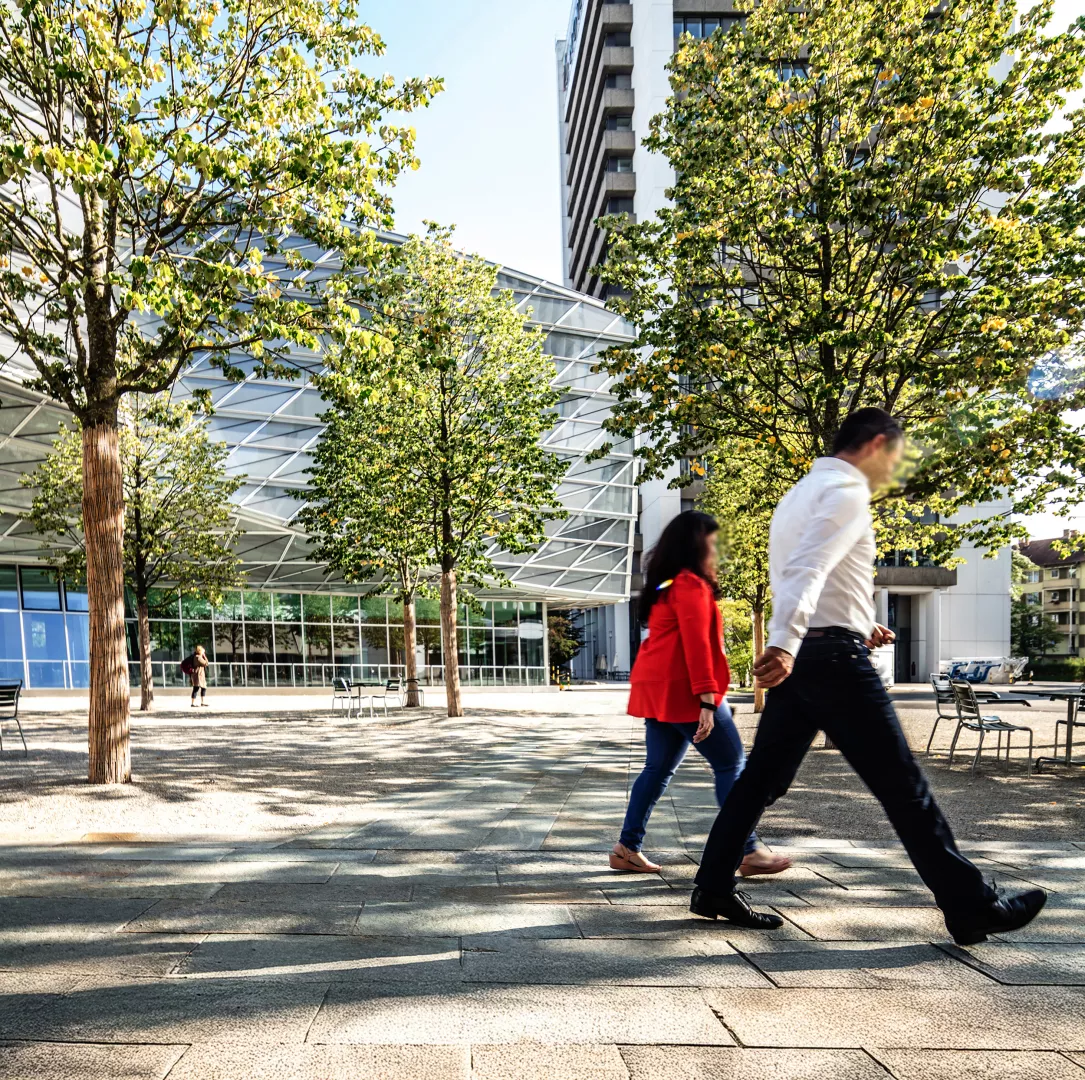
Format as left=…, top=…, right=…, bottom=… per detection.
left=832, top=407, right=903, bottom=455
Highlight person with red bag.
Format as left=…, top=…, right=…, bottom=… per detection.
left=611, top=510, right=791, bottom=877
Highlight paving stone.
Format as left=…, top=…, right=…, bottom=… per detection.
left=811, top=866, right=930, bottom=891
left=619, top=1046, right=890, bottom=1079
left=331, top=864, right=499, bottom=886
left=211, top=881, right=410, bottom=904
left=471, top=1044, right=629, bottom=1079
left=0, top=878, right=222, bottom=900
left=780, top=905, right=950, bottom=941
left=872, top=1049, right=1085, bottom=1079
left=0, top=972, right=106, bottom=1041
left=570, top=904, right=812, bottom=943
left=94, top=845, right=236, bottom=861
left=703, top=987, right=1085, bottom=1049
left=124, top=898, right=361, bottom=935
left=166, top=1043, right=470, bottom=1079
left=0, top=896, right=157, bottom=936
left=0, top=932, right=203, bottom=977
left=474, top=813, right=563, bottom=851
left=411, top=884, right=610, bottom=905
left=787, top=886, right=941, bottom=908
left=355, top=902, right=579, bottom=940
left=950, top=942, right=1085, bottom=985
left=992, top=903, right=1085, bottom=944
left=8, top=974, right=330, bottom=1043
left=309, top=984, right=732, bottom=1045
left=461, top=937, right=771, bottom=987
left=0, top=1040, right=186, bottom=1079
left=177, top=933, right=462, bottom=982
left=740, top=940, right=993, bottom=988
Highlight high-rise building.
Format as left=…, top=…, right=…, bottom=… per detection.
left=554, top=0, right=1012, bottom=681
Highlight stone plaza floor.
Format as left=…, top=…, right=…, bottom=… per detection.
left=0, top=687, right=1083, bottom=1078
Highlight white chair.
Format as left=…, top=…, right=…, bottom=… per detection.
left=331, top=678, right=354, bottom=717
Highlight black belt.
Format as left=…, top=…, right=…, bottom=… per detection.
left=805, top=626, right=867, bottom=643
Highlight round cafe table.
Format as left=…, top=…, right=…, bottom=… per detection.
left=1009, top=689, right=1085, bottom=772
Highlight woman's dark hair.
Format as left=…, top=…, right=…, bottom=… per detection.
left=638, top=510, right=722, bottom=625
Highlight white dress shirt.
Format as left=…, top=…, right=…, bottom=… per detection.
left=767, top=457, right=877, bottom=656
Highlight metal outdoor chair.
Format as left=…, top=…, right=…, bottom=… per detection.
left=0, top=681, right=26, bottom=757
left=949, top=679, right=1035, bottom=778
left=1050, top=683, right=1085, bottom=764
left=331, top=678, right=354, bottom=716
left=928, top=673, right=1032, bottom=754
left=367, top=680, right=395, bottom=716
left=404, top=678, right=425, bottom=708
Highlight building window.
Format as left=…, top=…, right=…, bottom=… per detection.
left=603, top=31, right=630, bottom=46
left=606, top=114, right=633, bottom=131
left=1024, top=569, right=1041, bottom=583
left=604, top=73, right=632, bottom=90
left=673, top=14, right=743, bottom=45
left=607, top=157, right=634, bottom=172
left=606, top=197, right=634, bottom=214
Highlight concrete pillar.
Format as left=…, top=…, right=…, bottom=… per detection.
left=876, top=588, right=890, bottom=626
left=927, top=590, right=943, bottom=677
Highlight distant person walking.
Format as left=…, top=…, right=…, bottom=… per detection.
left=612, top=511, right=791, bottom=877
left=186, top=644, right=209, bottom=708
left=690, top=408, right=1046, bottom=945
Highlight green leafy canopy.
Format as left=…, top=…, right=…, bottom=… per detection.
left=597, top=0, right=1085, bottom=563
left=22, top=396, right=244, bottom=605
left=307, top=226, right=570, bottom=595
left=0, top=0, right=442, bottom=423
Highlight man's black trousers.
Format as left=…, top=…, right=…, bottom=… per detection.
left=694, top=633, right=996, bottom=917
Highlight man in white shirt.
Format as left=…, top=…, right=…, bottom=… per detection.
left=690, top=408, right=1046, bottom=946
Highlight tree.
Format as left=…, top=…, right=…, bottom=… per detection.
left=719, top=598, right=753, bottom=691
left=701, top=442, right=784, bottom=711
left=1010, top=550, right=1061, bottom=660
left=297, top=392, right=436, bottom=707
left=321, top=227, right=569, bottom=717
left=547, top=611, right=585, bottom=679
left=23, top=398, right=243, bottom=711
left=0, top=0, right=440, bottom=782
left=597, top=0, right=1085, bottom=563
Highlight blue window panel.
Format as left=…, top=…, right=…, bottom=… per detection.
left=28, top=661, right=66, bottom=688
left=20, top=568, right=61, bottom=610
left=64, top=583, right=89, bottom=611
left=24, top=612, right=67, bottom=661
left=0, top=613, right=21, bottom=659
left=0, top=660, right=23, bottom=683
left=0, top=567, right=19, bottom=610
left=69, top=662, right=90, bottom=689
left=66, top=614, right=90, bottom=662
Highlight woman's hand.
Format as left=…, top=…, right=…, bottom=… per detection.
left=694, top=705, right=715, bottom=743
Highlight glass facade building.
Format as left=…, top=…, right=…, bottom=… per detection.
left=0, top=237, right=638, bottom=688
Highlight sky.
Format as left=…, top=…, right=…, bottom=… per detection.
left=362, top=0, right=1085, bottom=540
left=359, top=0, right=573, bottom=283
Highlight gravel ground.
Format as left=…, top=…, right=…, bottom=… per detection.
left=0, top=686, right=1082, bottom=843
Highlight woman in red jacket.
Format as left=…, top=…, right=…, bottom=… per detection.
left=612, top=511, right=791, bottom=876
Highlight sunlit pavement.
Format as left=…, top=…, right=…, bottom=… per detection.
left=0, top=688, right=1083, bottom=1078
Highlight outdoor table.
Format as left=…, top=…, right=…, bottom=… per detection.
left=1009, top=689, right=1085, bottom=771
left=349, top=682, right=382, bottom=715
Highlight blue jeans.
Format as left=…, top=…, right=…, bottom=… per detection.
left=619, top=701, right=757, bottom=855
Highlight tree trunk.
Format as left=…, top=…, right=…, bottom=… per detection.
left=83, top=422, right=131, bottom=783
left=752, top=604, right=766, bottom=714
left=136, top=594, right=154, bottom=712
left=440, top=568, right=463, bottom=717
left=403, top=596, right=420, bottom=707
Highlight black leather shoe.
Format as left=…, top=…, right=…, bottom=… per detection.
left=690, top=886, right=784, bottom=929
left=945, top=887, right=1047, bottom=946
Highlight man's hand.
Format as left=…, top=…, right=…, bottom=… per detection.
left=753, top=647, right=794, bottom=689
left=867, top=623, right=896, bottom=648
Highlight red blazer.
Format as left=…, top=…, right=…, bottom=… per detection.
left=628, top=569, right=731, bottom=724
